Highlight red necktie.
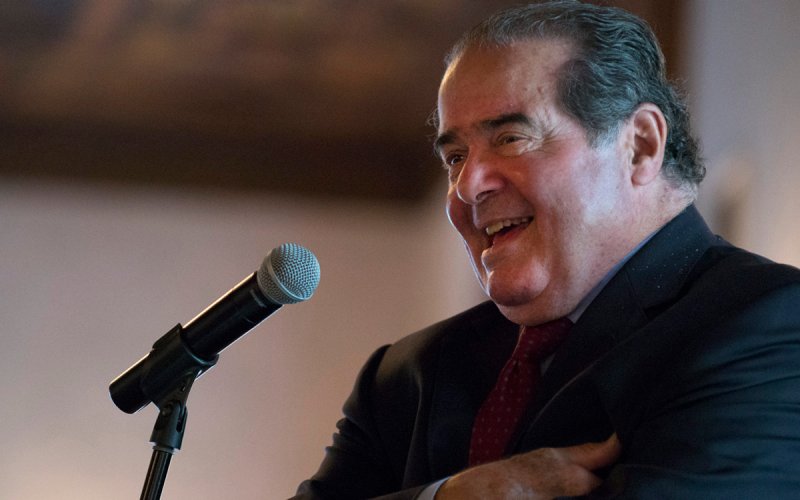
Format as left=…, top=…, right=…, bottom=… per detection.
left=468, top=317, right=573, bottom=466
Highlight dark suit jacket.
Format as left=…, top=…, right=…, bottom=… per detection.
left=294, top=206, right=800, bottom=499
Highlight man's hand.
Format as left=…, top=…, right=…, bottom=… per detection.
left=435, top=434, right=621, bottom=499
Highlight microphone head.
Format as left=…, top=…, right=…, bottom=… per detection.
left=258, top=243, right=320, bottom=304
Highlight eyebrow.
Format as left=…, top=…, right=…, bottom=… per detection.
left=433, top=112, right=535, bottom=156
left=484, top=112, right=533, bottom=130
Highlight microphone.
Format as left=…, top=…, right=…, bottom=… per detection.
left=109, top=243, right=320, bottom=414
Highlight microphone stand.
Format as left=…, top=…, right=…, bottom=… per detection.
left=140, top=370, right=198, bottom=500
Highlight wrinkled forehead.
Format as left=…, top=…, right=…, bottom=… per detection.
left=435, top=40, right=573, bottom=133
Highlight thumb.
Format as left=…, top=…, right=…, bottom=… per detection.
left=564, top=433, right=622, bottom=470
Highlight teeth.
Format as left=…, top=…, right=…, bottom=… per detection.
left=485, top=217, right=531, bottom=236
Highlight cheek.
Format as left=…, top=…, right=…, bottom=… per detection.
left=446, top=195, right=487, bottom=285
left=446, top=195, right=485, bottom=265
left=446, top=193, right=470, bottom=237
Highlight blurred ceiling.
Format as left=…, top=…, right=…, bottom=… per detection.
left=0, top=0, right=683, bottom=202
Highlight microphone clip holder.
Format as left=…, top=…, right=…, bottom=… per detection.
left=111, top=323, right=218, bottom=414
left=135, top=324, right=216, bottom=500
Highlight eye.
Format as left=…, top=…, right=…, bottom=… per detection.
left=495, top=132, right=534, bottom=156
left=440, top=152, right=465, bottom=183
left=499, top=134, right=523, bottom=144
left=439, top=146, right=466, bottom=168
left=496, top=132, right=530, bottom=146
left=444, top=152, right=465, bottom=167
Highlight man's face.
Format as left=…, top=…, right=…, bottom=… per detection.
left=436, top=40, right=638, bottom=325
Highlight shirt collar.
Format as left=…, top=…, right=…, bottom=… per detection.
left=567, top=231, right=656, bottom=323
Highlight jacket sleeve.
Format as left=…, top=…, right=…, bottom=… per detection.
left=291, top=345, right=428, bottom=500
left=603, top=282, right=800, bottom=498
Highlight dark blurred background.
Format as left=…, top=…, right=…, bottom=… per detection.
left=0, top=0, right=683, bottom=202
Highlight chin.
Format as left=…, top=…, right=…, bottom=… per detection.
left=486, top=279, right=564, bottom=326
left=495, top=302, right=539, bottom=326
left=487, top=287, right=537, bottom=321
left=484, top=270, right=543, bottom=305
left=496, top=301, right=563, bottom=327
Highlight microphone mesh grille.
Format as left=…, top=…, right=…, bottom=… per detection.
left=257, top=243, right=320, bottom=304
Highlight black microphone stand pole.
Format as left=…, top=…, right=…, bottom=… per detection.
left=140, top=370, right=198, bottom=500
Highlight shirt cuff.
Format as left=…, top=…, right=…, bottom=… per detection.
left=415, top=477, right=449, bottom=500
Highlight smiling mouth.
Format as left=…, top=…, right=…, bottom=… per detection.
left=485, top=217, right=532, bottom=245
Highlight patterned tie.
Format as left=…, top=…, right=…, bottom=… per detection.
left=468, top=317, right=573, bottom=466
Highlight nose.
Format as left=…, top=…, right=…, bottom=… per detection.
left=454, top=152, right=504, bottom=205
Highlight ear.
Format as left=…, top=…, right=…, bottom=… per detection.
left=627, top=103, right=667, bottom=186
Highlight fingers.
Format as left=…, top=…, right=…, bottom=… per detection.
left=561, top=433, right=622, bottom=471
left=557, top=462, right=604, bottom=497
left=436, top=435, right=622, bottom=500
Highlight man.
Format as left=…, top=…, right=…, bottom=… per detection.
left=295, top=2, right=800, bottom=498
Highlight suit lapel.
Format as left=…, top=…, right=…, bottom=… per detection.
left=534, top=275, right=647, bottom=412
left=426, top=303, right=518, bottom=479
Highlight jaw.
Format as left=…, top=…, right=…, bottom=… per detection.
left=487, top=269, right=578, bottom=326
left=474, top=228, right=587, bottom=326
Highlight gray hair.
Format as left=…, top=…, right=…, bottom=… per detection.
left=443, top=1, right=704, bottom=192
